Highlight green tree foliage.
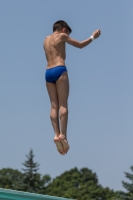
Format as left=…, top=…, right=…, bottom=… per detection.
left=22, top=149, right=39, bottom=192
left=22, top=149, right=51, bottom=193
left=120, top=166, right=133, bottom=200
left=0, top=150, right=121, bottom=199
left=0, top=150, right=51, bottom=193
left=42, top=167, right=119, bottom=200
left=0, top=168, right=23, bottom=190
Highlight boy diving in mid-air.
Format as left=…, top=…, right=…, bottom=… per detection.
left=43, top=20, right=101, bottom=155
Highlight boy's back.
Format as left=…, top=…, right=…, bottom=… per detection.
left=44, top=33, right=66, bottom=69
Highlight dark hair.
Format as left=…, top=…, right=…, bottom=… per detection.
left=53, top=20, right=72, bottom=33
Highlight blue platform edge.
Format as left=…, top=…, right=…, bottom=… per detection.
left=0, top=188, right=73, bottom=200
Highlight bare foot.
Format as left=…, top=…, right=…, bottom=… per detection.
left=59, top=134, right=70, bottom=154
left=54, top=137, right=65, bottom=155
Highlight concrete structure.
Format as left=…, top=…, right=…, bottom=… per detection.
left=0, top=188, right=72, bottom=200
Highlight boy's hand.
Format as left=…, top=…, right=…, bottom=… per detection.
left=92, top=29, right=101, bottom=39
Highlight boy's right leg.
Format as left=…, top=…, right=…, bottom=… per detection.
left=56, top=72, right=70, bottom=153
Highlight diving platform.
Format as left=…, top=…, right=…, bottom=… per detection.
left=0, top=188, right=71, bottom=200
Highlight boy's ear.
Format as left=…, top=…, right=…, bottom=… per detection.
left=62, top=28, right=66, bottom=33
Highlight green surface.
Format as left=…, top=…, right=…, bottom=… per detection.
left=0, top=188, right=71, bottom=200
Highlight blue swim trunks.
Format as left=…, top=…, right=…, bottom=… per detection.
left=45, top=66, right=67, bottom=83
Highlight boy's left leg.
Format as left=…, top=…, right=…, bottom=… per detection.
left=46, top=82, right=65, bottom=155
left=56, top=72, right=70, bottom=153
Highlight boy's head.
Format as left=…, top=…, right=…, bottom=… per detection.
left=53, top=20, right=72, bottom=35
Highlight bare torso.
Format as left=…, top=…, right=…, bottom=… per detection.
left=43, top=32, right=66, bottom=68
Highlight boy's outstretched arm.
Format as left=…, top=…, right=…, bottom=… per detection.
left=62, top=29, right=101, bottom=49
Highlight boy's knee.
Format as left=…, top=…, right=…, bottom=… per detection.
left=50, top=105, right=59, bottom=119
left=50, top=112, right=58, bottom=120
left=60, top=106, right=68, bottom=116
